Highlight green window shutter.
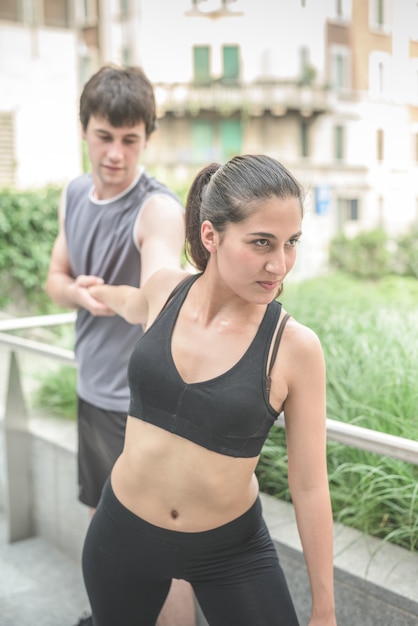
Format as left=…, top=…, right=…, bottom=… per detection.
left=192, top=120, right=215, bottom=163
left=377, top=0, right=384, bottom=25
left=222, top=46, right=239, bottom=81
left=193, top=46, right=210, bottom=84
left=220, top=119, right=242, bottom=162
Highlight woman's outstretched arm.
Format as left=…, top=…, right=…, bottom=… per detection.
left=89, top=268, right=190, bottom=327
left=89, top=283, right=147, bottom=325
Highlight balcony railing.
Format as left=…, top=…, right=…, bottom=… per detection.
left=1, top=313, right=417, bottom=542
left=154, top=79, right=335, bottom=118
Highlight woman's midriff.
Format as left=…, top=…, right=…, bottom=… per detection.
left=110, top=416, right=260, bottom=532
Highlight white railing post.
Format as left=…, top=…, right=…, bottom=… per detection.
left=4, top=350, right=34, bottom=542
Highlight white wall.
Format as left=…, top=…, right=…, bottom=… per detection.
left=0, top=23, right=82, bottom=188
left=136, top=0, right=329, bottom=85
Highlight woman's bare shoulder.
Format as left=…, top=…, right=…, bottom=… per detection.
left=144, top=268, right=193, bottom=323
left=145, top=267, right=190, bottom=292
left=283, top=314, right=323, bottom=352
left=278, top=312, right=325, bottom=377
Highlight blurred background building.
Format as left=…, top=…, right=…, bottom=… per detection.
left=1, top=0, right=418, bottom=276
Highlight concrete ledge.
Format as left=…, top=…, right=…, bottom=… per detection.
left=1, top=415, right=418, bottom=625
left=260, top=493, right=418, bottom=625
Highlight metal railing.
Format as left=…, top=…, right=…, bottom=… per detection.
left=1, top=313, right=417, bottom=542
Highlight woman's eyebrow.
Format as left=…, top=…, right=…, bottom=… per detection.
left=247, top=230, right=303, bottom=239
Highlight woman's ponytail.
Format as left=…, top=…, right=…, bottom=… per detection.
left=185, top=162, right=221, bottom=271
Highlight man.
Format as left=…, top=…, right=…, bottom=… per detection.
left=46, top=65, right=196, bottom=626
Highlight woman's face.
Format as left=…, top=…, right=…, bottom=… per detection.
left=206, top=195, right=302, bottom=304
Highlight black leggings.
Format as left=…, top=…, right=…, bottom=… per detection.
left=82, top=480, right=300, bottom=626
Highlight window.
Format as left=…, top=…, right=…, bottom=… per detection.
left=191, top=120, right=215, bottom=162
left=334, top=125, right=345, bottom=161
left=315, top=186, right=331, bottom=216
left=334, top=0, right=351, bottom=20
left=193, top=46, right=211, bottom=84
left=300, top=121, right=309, bottom=158
left=191, top=119, right=242, bottom=164
left=378, top=62, right=384, bottom=92
left=122, top=46, right=131, bottom=66
left=330, top=45, right=350, bottom=90
left=338, top=198, right=359, bottom=222
left=222, top=46, right=240, bottom=82
left=120, top=0, right=129, bottom=17
left=0, top=113, right=15, bottom=187
left=370, top=0, right=391, bottom=31
left=377, top=0, right=384, bottom=24
left=377, top=128, right=384, bottom=161
left=82, top=0, right=97, bottom=23
left=220, top=119, right=242, bottom=162
left=369, top=51, right=391, bottom=97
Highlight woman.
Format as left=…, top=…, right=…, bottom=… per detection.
left=84, top=154, right=337, bottom=625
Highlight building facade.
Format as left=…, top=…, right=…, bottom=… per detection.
left=1, top=0, right=417, bottom=276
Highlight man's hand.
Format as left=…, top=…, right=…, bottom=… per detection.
left=69, top=275, right=115, bottom=316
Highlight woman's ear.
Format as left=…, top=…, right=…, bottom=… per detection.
left=201, top=220, right=219, bottom=254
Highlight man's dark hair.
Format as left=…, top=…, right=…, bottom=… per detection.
left=79, top=65, right=157, bottom=137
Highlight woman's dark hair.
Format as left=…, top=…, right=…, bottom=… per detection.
left=79, top=65, right=157, bottom=137
left=185, top=154, right=304, bottom=271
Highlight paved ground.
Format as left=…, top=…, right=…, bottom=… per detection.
left=0, top=513, right=90, bottom=626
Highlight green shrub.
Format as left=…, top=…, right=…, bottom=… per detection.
left=34, top=365, right=77, bottom=420
left=0, top=186, right=60, bottom=313
left=392, top=224, right=418, bottom=278
left=329, top=229, right=390, bottom=278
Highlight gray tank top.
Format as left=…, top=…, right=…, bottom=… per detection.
left=65, top=169, right=181, bottom=411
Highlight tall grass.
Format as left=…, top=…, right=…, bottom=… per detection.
left=257, top=272, right=418, bottom=551
left=35, top=272, right=418, bottom=550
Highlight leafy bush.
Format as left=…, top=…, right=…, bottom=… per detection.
left=34, top=365, right=77, bottom=420
left=392, top=224, right=418, bottom=278
left=0, top=186, right=60, bottom=313
left=329, top=229, right=390, bottom=278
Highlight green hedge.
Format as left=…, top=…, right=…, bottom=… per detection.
left=0, top=186, right=60, bottom=313
left=329, top=226, right=418, bottom=279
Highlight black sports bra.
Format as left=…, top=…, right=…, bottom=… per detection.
left=128, top=274, right=290, bottom=458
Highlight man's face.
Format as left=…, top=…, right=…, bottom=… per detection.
left=83, top=115, right=148, bottom=200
